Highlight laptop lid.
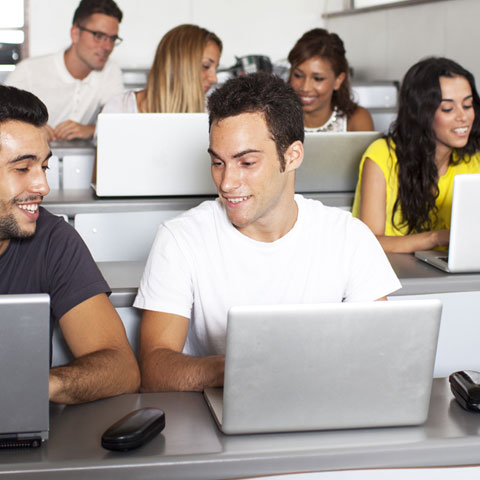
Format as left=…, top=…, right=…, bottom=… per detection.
left=95, top=113, right=216, bottom=197
left=295, top=131, right=381, bottom=193
left=204, top=300, right=441, bottom=434
left=415, top=174, right=480, bottom=273
left=0, top=294, right=50, bottom=446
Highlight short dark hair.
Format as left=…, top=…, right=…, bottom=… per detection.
left=72, top=0, right=123, bottom=25
left=0, top=85, right=48, bottom=128
left=208, top=73, right=304, bottom=171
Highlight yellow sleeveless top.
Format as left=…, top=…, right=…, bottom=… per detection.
left=352, top=138, right=480, bottom=235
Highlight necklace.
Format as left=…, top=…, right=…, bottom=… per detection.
left=305, top=107, right=344, bottom=133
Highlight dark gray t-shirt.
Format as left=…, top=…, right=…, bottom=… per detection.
left=0, top=207, right=110, bottom=336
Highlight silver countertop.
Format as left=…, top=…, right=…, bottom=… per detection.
left=43, top=188, right=356, bottom=215
left=388, top=253, right=480, bottom=295
left=41, top=189, right=480, bottom=305
left=43, top=189, right=216, bottom=215
left=1, top=379, right=479, bottom=479
left=50, top=140, right=95, bottom=157
left=99, top=254, right=480, bottom=309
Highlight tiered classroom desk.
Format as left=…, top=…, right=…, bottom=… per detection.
left=1, top=379, right=480, bottom=479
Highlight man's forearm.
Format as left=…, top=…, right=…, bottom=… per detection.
left=49, top=348, right=140, bottom=404
left=140, top=348, right=224, bottom=392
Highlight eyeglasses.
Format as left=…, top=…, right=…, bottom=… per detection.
left=78, top=26, right=123, bottom=46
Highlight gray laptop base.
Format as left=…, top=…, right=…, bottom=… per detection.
left=415, top=174, right=480, bottom=273
left=204, top=300, right=442, bottom=435
left=414, top=250, right=452, bottom=273
left=0, top=294, right=50, bottom=447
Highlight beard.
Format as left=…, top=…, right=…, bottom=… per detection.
left=0, top=213, right=36, bottom=241
left=0, top=196, right=41, bottom=241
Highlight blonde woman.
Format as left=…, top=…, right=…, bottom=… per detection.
left=103, top=24, right=222, bottom=113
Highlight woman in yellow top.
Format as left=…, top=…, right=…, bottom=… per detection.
left=352, top=57, right=480, bottom=253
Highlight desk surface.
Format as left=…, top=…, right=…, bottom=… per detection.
left=50, top=140, right=95, bottom=157
left=1, top=379, right=479, bottom=479
left=43, top=189, right=355, bottom=216
left=43, top=188, right=213, bottom=216
left=99, top=253, right=480, bottom=309
left=388, top=253, right=480, bottom=295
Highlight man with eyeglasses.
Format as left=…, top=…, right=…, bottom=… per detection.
left=6, top=0, right=124, bottom=141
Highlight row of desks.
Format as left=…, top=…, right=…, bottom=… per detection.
left=43, top=188, right=355, bottom=216
left=31, top=188, right=480, bottom=478
left=97, top=254, right=480, bottom=309
left=1, top=378, right=480, bottom=479
left=43, top=188, right=480, bottom=305
left=44, top=188, right=480, bottom=380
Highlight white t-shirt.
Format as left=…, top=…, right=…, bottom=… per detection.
left=101, top=90, right=138, bottom=113
left=134, top=195, right=401, bottom=357
left=6, top=51, right=124, bottom=128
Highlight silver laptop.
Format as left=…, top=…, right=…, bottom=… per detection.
left=0, top=294, right=50, bottom=446
left=296, top=131, right=381, bottom=193
left=415, top=174, right=480, bottom=273
left=204, top=300, right=442, bottom=434
left=95, top=113, right=216, bottom=197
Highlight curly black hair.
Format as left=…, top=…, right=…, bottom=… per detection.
left=389, top=57, right=480, bottom=233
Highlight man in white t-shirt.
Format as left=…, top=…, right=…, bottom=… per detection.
left=5, top=0, right=124, bottom=141
left=134, top=73, right=401, bottom=392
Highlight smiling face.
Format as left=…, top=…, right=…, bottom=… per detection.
left=0, top=121, right=51, bottom=255
left=289, top=56, right=345, bottom=127
left=70, top=13, right=119, bottom=75
left=432, top=75, right=475, bottom=160
left=201, top=41, right=221, bottom=93
left=209, top=112, right=303, bottom=242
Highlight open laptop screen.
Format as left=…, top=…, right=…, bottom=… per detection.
left=0, top=294, right=50, bottom=445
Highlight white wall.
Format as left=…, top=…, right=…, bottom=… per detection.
left=28, top=0, right=330, bottom=69
left=27, top=0, right=480, bottom=83
left=324, top=0, right=480, bottom=85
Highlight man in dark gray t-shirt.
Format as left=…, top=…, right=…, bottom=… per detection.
left=0, top=85, right=139, bottom=404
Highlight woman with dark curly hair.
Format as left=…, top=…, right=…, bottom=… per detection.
left=352, top=57, right=480, bottom=253
left=288, top=28, right=373, bottom=132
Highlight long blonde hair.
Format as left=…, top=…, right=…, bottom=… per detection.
left=144, top=24, right=222, bottom=113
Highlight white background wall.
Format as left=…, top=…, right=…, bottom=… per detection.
left=28, top=0, right=333, bottom=69
left=27, top=0, right=480, bottom=85
left=325, top=0, right=480, bottom=85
